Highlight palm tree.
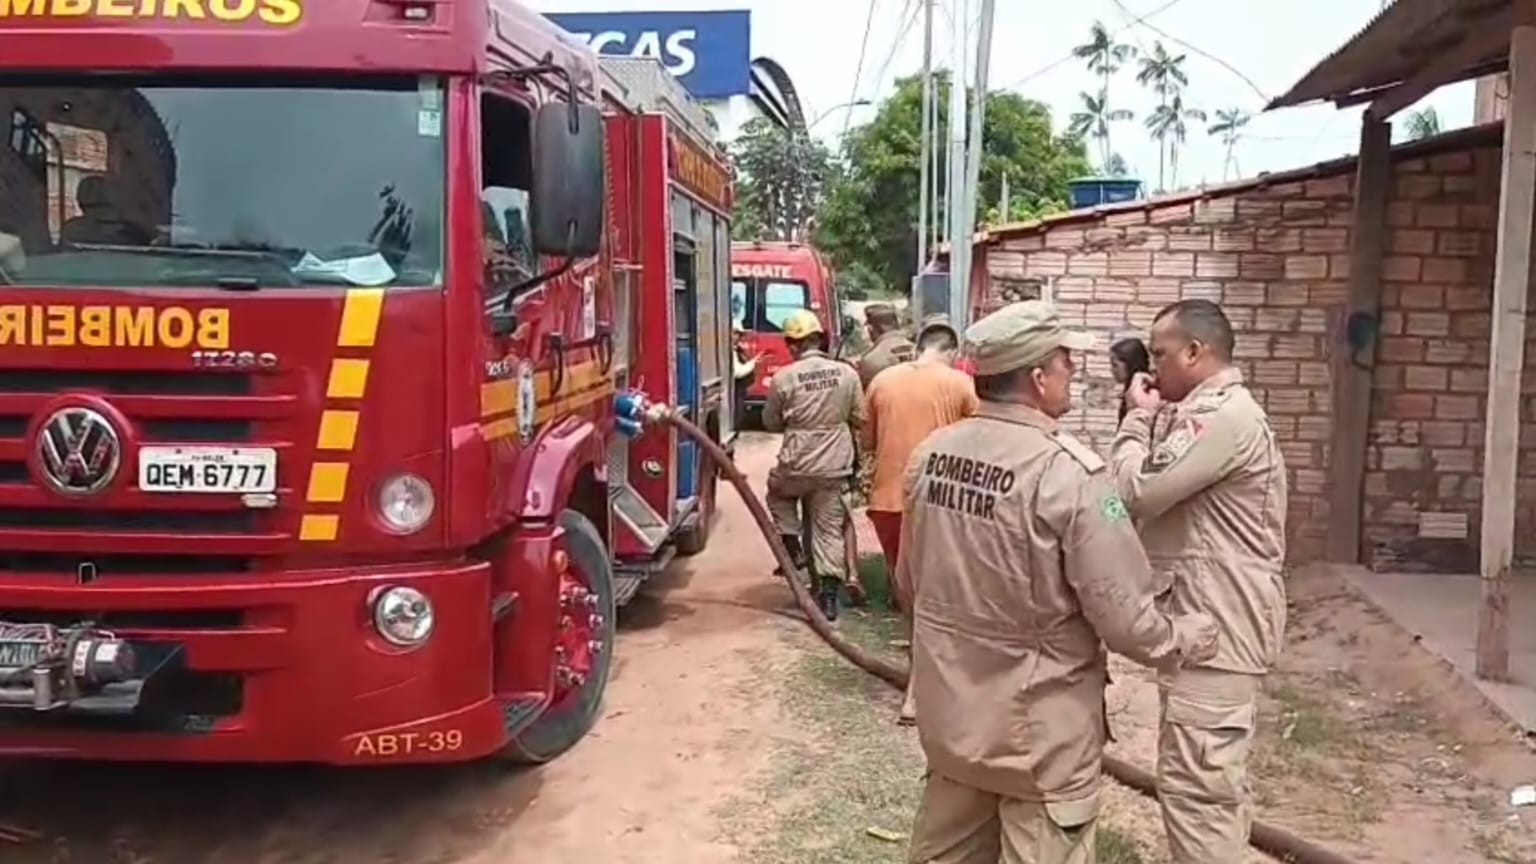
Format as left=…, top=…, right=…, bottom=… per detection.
left=1069, top=90, right=1135, bottom=167
left=1072, top=22, right=1137, bottom=170
left=1137, top=41, right=1191, bottom=190
left=1147, top=94, right=1207, bottom=190
left=1404, top=106, right=1441, bottom=141
left=1208, top=108, right=1250, bottom=181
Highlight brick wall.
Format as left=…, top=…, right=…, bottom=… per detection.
left=971, top=126, right=1507, bottom=569
left=1366, top=144, right=1504, bottom=571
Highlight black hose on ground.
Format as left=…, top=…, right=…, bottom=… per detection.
left=663, top=411, right=1361, bottom=864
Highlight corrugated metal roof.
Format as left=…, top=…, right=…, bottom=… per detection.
left=1268, top=0, right=1510, bottom=110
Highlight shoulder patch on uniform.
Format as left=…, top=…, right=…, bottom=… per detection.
left=1100, top=493, right=1130, bottom=523
left=1147, top=416, right=1205, bottom=471
left=1051, top=431, right=1106, bottom=474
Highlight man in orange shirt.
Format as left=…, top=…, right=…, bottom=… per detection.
left=861, top=316, right=979, bottom=605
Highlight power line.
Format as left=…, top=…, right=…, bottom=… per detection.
left=1108, top=0, right=1270, bottom=104
left=1002, top=0, right=1189, bottom=89
left=842, top=0, right=881, bottom=140
left=866, top=0, right=923, bottom=99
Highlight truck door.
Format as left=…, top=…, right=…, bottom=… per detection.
left=672, top=236, right=699, bottom=514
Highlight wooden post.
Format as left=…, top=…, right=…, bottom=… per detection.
left=1478, top=17, right=1536, bottom=683
left=1325, top=115, right=1392, bottom=563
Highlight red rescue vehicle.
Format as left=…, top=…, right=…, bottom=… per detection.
left=0, top=0, right=731, bottom=765
left=729, top=241, right=846, bottom=411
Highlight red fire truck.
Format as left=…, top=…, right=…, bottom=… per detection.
left=730, top=241, right=847, bottom=411
left=0, top=0, right=731, bottom=765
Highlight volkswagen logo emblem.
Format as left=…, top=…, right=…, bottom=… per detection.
left=35, top=407, right=122, bottom=497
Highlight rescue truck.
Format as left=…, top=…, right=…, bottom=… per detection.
left=0, top=0, right=732, bottom=765
left=729, top=241, right=846, bottom=411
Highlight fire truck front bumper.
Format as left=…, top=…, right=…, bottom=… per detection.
left=0, top=561, right=513, bottom=765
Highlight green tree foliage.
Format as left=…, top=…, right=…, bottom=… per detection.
left=1137, top=41, right=1199, bottom=191
left=731, top=116, right=833, bottom=242
left=1071, top=21, right=1137, bottom=169
left=815, top=71, right=1089, bottom=295
left=1208, top=108, right=1250, bottom=181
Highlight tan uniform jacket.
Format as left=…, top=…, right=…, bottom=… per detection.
left=763, top=350, right=865, bottom=479
left=894, top=402, right=1190, bottom=803
left=858, top=330, right=916, bottom=389
left=1111, top=368, right=1288, bottom=675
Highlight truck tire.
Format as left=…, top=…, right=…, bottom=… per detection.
left=502, top=509, right=617, bottom=764
left=675, top=459, right=715, bottom=557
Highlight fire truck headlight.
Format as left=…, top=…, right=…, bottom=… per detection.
left=370, top=586, right=435, bottom=647
left=378, top=473, right=435, bottom=535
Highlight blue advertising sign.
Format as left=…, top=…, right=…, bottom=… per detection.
left=544, top=10, right=752, bottom=100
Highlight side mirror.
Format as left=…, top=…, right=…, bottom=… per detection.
left=530, top=102, right=605, bottom=260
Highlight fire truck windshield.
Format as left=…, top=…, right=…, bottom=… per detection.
left=0, top=74, right=445, bottom=289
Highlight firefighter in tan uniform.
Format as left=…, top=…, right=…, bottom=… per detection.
left=1110, top=299, right=1288, bottom=864
left=764, top=309, right=866, bottom=622
left=859, top=303, right=916, bottom=388
left=895, top=300, right=1220, bottom=864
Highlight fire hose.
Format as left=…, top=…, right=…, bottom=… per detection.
left=630, top=399, right=1360, bottom=864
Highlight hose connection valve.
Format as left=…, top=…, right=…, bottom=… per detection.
left=614, top=391, right=674, bottom=439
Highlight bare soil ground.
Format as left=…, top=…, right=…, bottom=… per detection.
left=3, top=434, right=1534, bottom=863
left=0, top=435, right=798, bottom=864
left=1097, top=563, right=1536, bottom=864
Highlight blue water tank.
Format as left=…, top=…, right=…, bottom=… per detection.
left=1067, top=177, right=1144, bottom=210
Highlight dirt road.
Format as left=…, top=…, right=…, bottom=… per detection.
left=0, top=433, right=806, bottom=864
left=6, top=431, right=1535, bottom=863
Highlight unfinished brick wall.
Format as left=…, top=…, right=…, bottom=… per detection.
left=971, top=128, right=1507, bottom=568
left=1366, top=144, right=1504, bottom=571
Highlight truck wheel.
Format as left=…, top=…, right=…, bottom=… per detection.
left=503, top=509, right=617, bottom=764
left=675, top=459, right=716, bottom=557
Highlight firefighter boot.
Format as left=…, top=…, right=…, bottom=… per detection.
left=817, top=577, right=841, bottom=623
left=774, top=535, right=807, bottom=577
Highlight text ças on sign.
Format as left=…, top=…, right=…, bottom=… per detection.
left=0, top=0, right=302, bottom=24
left=564, top=28, right=698, bottom=76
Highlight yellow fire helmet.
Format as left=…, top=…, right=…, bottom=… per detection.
left=781, top=309, right=825, bottom=341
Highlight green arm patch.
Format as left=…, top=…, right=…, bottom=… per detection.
left=1100, top=493, right=1130, bottom=523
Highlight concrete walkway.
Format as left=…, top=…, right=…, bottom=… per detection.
left=1344, top=565, right=1536, bottom=733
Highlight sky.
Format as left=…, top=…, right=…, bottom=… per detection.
left=532, top=0, right=1475, bottom=190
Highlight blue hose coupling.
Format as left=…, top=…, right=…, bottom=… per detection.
left=614, top=391, right=650, bottom=439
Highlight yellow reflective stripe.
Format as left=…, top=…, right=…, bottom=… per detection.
left=299, top=514, right=339, bottom=542
left=306, top=462, right=350, bottom=503
left=326, top=358, right=371, bottom=400
left=337, top=288, right=384, bottom=348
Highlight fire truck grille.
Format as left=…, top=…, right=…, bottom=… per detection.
left=0, top=508, right=258, bottom=533
left=0, top=367, right=280, bottom=544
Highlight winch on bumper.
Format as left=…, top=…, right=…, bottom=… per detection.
left=0, top=623, right=138, bottom=712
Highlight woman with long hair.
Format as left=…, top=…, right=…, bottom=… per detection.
left=1111, top=337, right=1152, bottom=424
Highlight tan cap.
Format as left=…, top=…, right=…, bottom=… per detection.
left=963, top=300, right=1095, bottom=375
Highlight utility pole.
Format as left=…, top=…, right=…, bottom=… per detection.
left=950, top=0, right=994, bottom=330
left=944, top=0, right=970, bottom=326
left=916, top=0, right=934, bottom=274
left=1000, top=169, right=1010, bottom=221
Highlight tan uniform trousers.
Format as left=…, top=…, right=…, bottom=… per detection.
left=1157, top=667, right=1261, bottom=864
left=766, top=470, right=848, bottom=580
left=909, top=772, right=1098, bottom=864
